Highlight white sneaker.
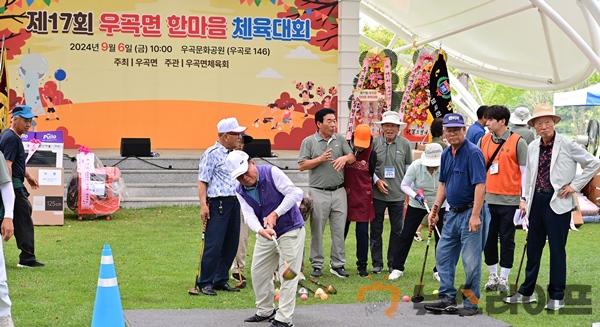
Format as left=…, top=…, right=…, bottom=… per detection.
left=497, top=277, right=509, bottom=293
left=545, top=299, right=565, bottom=311
left=485, top=273, right=498, bottom=291
left=503, top=292, right=537, bottom=304
left=388, top=269, right=403, bottom=281
left=432, top=272, right=440, bottom=282
left=0, top=315, right=14, bottom=327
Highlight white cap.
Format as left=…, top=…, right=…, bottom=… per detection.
left=509, top=107, right=531, bottom=126
left=225, top=150, right=250, bottom=179
left=421, top=143, right=443, bottom=167
left=217, top=117, right=247, bottom=134
left=375, top=110, right=407, bottom=127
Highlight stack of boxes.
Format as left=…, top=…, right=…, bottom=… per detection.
left=22, top=131, right=64, bottom=225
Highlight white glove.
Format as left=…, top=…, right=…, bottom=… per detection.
left=522, top=215, right=529, bottom=232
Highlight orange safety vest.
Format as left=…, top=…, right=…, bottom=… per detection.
left=480, top=132, right=522, bottom=196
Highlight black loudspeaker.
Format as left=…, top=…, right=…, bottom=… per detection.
left=243, top=139, right=272, bottom=158
left=120, top=138, right=152, bottom=157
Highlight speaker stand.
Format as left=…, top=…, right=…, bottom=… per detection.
left=111, top=156, right=172, bottom=170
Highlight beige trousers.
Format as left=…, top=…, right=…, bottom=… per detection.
left=251, top=227, right=305, bottom=324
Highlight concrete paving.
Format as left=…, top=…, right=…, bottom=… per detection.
left=125, top=303, right=509, bottom=327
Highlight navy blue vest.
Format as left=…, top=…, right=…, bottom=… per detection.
left=237, top=165, right=304, bottom=237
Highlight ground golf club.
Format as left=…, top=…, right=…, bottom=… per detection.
left=187, top=229, right=206, bottom=295
left=272, top=237, right=298, bottom=280
left=412, top=202, right=435, bottom=303
left=309, top=278, right=337, bottom=294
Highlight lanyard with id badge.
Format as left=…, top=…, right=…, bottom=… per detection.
left=383, top=139, right=398, bottom=179
left=486, top=137, right=507, bottom=174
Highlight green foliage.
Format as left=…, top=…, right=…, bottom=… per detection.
left=360, top=24, right=394, bottom=49
left=359, top=51, right=368, bottom=65
left=391, top=72, right=399, bottom=85
left=403, top=72, right=410, bottom=87
left=382, top=49, right=398, bottom=70
left=391, top=91, right=402, bottom=111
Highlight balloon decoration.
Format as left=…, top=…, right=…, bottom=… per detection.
left=54, top=69, right=67, bottom=81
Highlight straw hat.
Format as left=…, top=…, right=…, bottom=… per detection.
left=527, top=104, right=561, bottom=127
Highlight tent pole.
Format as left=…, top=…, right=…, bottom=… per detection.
left=387, top=34, right=399, bottom=49
left=468, top=75, right=485, bottom=105
left=577, top=0, right=600, bottom=52
left=579, top=0, right=600, bottom=27
left=393, top=4, right=535, bottom=53
left=530, top=0, right=600, bottom=71
left=539, top=11, right=561, bottom=83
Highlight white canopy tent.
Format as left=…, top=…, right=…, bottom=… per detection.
left=553, top=83, right=600, bottom=106
left=360, top=0, right=600, bottom=91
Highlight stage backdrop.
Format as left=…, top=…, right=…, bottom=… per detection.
left=1, top=0, right=339, bottom=149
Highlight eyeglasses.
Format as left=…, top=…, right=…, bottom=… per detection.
left=533, top=119, right=554, bottom=127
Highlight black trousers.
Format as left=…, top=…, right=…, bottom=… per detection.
left=197, top=197, right=240, bottom=288
left=0, top=188, right=36, bottom=264
left=344, top=220, right=369, bottom=270
left=518, top=192, right=570, bottom=300
left=484, top=204, right=517, bottom=269
left=370, top=199, right=404, bottom=270
left=390, top=205, right=444, bottom=272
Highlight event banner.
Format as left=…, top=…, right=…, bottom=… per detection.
left=1, top=0, right=339, bottom=149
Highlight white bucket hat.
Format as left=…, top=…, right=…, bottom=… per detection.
left=225, top=150, right=250, bottom=179
left=509, top=106, right=531, bottom=126
left=375, top=110, right=407, bottom=127
left=421, top=143, right=443, bottom=167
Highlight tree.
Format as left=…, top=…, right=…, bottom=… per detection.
left=0, top=0, right=31, bottom=59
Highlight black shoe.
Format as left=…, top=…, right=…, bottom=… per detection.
left=310, top=268, right=323, bottom=277
left=17, top=260, right=45, bottom=268
left=371, top=266, right=383, bottom=274
left=457, top=307, right=480, bottom=316
left=424, top=298, right=458, bottom=313
left=200, top=285, right=217, bottom=296
left=358, top=268, right=369, bottom=277
left=214, top=283, right=240, bottom=292
left=270, top=319, right=293, bottom=327
left=330, top=266, right=350, bottom=278
left=244, top=309, right=276, bottom=322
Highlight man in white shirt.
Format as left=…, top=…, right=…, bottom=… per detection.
left=226, top=150, right=305, bottom=327
left=0, top=152, right=15, bottom=327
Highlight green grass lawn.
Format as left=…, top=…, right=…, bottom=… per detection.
left=4, top=206, right=600, bottom=326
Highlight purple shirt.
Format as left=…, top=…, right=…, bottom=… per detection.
left=535, top=133, right=555, bottom=190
